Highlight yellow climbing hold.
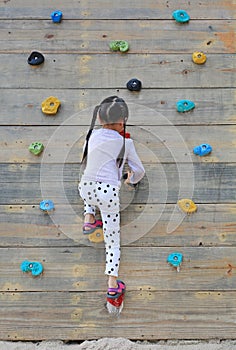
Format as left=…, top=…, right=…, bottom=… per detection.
left=177, top=199, right=198, bottom=214
left=192, top=51, right=207, bottom=64
left=41, top=96, right=61, bottom=115
left=88, top=228, right=104, bottom=243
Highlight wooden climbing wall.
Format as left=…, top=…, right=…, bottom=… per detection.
left=0, top=0, right=236, bottom=341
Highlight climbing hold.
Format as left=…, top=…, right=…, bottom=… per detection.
left=126, top=78, right=142, bottom=91
left=41, top=96, right=61, bottom=115
left=20, top=260, right=44, bottom=277
left=176, top=100, right=195, bottom=113
left=40, top=200, right=55, bottom=212
left=28, top=142, right=44, bottom=156
left=27, top=51, right=45, bottom=66
left=109, top=40, right=129, bottom=53
left=192, top=51, right=207, bottom=64
left=177, top=199, right=197, bottom=214
left=88, top=228, right=104, bottom=243
left=51, top=10, right=63, bottom=23
left=193, top=143, right=212, bottom=156
left=172, top=10, right=190, bottom=23
left=167, top=252, right=183, bottom=272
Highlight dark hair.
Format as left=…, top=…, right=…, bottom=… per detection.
left=81, top=96, right=129, bottom=167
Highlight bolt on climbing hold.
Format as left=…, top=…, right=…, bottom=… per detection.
left=167, top=252, right=183, bottom=272
left=51, top=10, right=63, bottom=23
left=192, top=51, right=207, bottom=64
left=20, top=260, right=44, bottom=277
left=176, top=99, right=195, bottom=113
left=177, top=199, right=197, bottom=214
left=193, top=143, right=212, bottom=156
left=40, top=200, right=55, bottom=212
left=126, top=78, right=142, bottom=91
left=109, top=40, right=129, bottom=53
left=27, top=51, right=45, bottom=66
left=172, top=10, right=190, bottom=23
left=28, top=142, right=44, bottom=156
left=88, top=228, right=104, bottom=243
left=41, top=96, right=61, bottom=115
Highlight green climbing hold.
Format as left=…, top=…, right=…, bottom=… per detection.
left=28, top=142, right=44, bottom=156
left=109, top=40, right=129, bottom=53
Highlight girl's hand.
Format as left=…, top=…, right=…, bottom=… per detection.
left=124, top=170, right=133, bottom=185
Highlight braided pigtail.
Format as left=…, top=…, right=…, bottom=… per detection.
left=81, top=104, right=100, bottom=164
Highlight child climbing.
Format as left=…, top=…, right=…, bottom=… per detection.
left=78, top=96, right=145, bottom=314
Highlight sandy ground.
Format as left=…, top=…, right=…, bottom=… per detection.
left=1, top=339, right=236, bottom=350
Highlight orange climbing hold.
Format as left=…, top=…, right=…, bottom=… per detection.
left=41, top=96, right=61, bottom=115
left=88, top=227, right=104, bottom=243
left=177, top=199, right=197, bottom=214
left=192, top=51, right=207, bottom=64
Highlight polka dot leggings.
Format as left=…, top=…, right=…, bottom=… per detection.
left=78, top=180, right=120, bottom=277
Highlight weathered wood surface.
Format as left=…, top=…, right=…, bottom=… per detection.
left=1, top=291, right=236, bottom=340
left=0, top=247, right=236, bottom=292
left=0, top=0, right=234, bottom=19
left=0, top=163, right=236, bottom=204
left=0, top=88, right=235, bottom=126
left=0, top=0, right=235, bottom=342
left=1, top=54, right=235, bottom=89
left=1, top=125, right=236, bottom=163
left=1, top=20, right=235, bottom=54
left=0, top=204, right=235, bottom=248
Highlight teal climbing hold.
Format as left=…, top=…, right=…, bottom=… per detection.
left=167, top=252, right=183, bottom=272
left=40, top=200, right=55, bottom=212
left=193, top=143, right=212, bottom=156
left=176, top=100, right=195, bottom=113
left=20, top=260, right=43, bottom=276
left=172, top=10, right=190, bottom=23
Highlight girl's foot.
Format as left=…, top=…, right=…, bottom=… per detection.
left=83, top=214, right=103, bottom=234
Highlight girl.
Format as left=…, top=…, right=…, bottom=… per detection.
left=78, top=96, right=145, bottom=314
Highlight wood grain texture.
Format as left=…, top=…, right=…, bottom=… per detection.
left=0, top=88, right=235, bottom=126
left=0, top=0, right=234, bottom=19
left=1, top=290, right=236, bottom=340
left=0, top=204, right=235, bottom=248
left=0, top=163, right=236, bottom=204
left=0, top=247, right=236, bottom=292
left=0, top=54, right=235, bottom=89
left=1, top=125, right=236, bottom=163
left=0, top=20, right=235, bottom=54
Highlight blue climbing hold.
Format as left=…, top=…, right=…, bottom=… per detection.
left=126, top=78, right=142, bottom=91
left=167, top=252, right=183, bottom=269
left=51, top=10, right=63, bottom=23
left=27, top=51, right=44, bottom=66
left=193, top=143, right=212, bottom=156
left=176, top=100, right=195, bottom=113
left=40, top=200, right=55, bottom=212
left=20, top=260, right=44, bottom=277
left=172, top=10, right=190, bottom=23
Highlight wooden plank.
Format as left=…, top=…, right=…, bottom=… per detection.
left=0, top=88, right=235, bottom=126
left=0, top=247, right=236, bottom=292
left=0, top=163, right=235, bottom=204
left=0, top=20, right=235, bottom=54
left=0, top=125, right=236, bottom=163
left=1, top=290, right=236, bottom=340
left=0, top=204, right=235, bottom=248
left=0, top=54, right=234, bottom=89
left=0, top=0, right=234, bottom=19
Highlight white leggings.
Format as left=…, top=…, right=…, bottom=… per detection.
left=78, top=180, right=120, bottom=277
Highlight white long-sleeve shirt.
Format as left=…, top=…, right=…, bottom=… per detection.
left=81, top=128, right=145, bottom=187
